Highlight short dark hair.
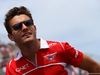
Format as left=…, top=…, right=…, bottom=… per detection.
left=4, top=6, right=33, bottom=34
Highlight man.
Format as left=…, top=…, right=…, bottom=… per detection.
left=4, top=6, right=100, bottom=75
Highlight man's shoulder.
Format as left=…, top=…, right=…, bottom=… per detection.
left=46, top=40, right=66, bottom=52
left=46, top=40, right=68, bottom=44
left=6, top=55, right=21, bottom=68
left=6, top=57, right=16, bottom=68
left=46, top=40, right=61, bottom=47
left=46, top=40, right=61, bottom=44
left=46, top=40, right=69, bottom=48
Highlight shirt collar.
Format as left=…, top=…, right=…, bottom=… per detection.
left=14, top=38, right=49, bottom=61
left=40, top=38, right=49, bottom=49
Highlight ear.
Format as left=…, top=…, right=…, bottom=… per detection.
left=8, top=33, right=14, bottom=41
left=34, top=25, right=37, bottom=33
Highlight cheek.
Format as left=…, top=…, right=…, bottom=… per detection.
left=12, top=31, right=21, bottom=40
left=12, top=30, right=21, bottom=36
left=12, top=34, right=19, bottom=41
left=31, top=25, right=36, bottom=32
left=29, top=27, right=36, bottom=34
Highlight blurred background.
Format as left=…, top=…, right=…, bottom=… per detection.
left=0, top=0, right=100, bottom=75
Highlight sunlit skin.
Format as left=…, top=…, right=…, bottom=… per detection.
left=8, top=14, right=40, bottom=64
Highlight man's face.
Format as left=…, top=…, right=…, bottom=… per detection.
left=8, top=14, right=37, bottom=44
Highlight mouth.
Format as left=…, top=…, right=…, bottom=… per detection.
left=22, top=32, right=32, bottom=37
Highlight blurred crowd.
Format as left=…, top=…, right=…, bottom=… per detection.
left=0, top=41, right=89, bottom=75
left=0, top=41, right=18, bottom=75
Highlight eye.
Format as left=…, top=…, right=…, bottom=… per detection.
left=13, top=23, right=22, bottom=30
left=24, top=20, right=33, bottom=26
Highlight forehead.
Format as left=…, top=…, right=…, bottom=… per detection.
left=9, top=14, right=31, bottom=26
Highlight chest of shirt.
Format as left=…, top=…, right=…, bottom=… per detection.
left=14, top=48, right=68, bottom=75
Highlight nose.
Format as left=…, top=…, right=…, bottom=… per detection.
left=22, top=23, right=28, bottom=31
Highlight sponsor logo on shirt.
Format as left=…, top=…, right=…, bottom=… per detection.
left=49, top=43, right=57, bottom=46
left=16, top=63, right=29, bottom=72
left=43, top=52, right=57, bottom=62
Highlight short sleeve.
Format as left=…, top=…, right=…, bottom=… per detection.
left=60, top=42, right=83, bottom=67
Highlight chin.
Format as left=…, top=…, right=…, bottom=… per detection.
left=23, top=38, right=35, bottom=44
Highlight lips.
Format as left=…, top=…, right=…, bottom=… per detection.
left=22, top=32, right=32, bottom=37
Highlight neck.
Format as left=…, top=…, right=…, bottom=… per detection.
left=17, top=39, right=40, bottom=62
